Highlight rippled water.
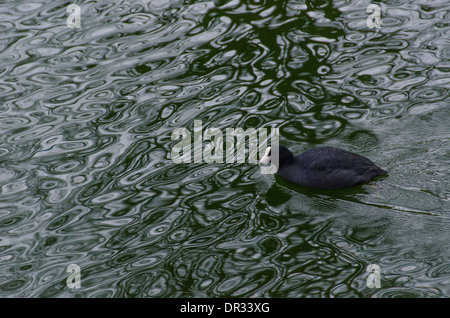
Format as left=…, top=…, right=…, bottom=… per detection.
left=0, top=0, right=449, bottom=297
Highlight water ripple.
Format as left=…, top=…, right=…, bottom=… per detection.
left=0, top=0, right=449, bottom=298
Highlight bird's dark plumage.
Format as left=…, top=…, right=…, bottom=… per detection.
left=264, top=145, right=387, bottom=189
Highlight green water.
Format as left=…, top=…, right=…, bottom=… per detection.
left=0, top=0, right=449, bottom=297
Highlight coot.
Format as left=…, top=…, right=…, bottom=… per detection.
left=259, top=144, right=387, bottom=189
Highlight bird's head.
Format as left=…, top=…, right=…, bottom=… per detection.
left=259, top=144, right=294, bottom=167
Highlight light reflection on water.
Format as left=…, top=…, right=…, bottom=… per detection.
left=0, top=0, right=449, bottom=297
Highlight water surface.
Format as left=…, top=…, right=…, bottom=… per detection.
left=0, top=0, right=449, bottom=297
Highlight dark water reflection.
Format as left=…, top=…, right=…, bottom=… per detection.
left=0, top=0, right=449, bottom=297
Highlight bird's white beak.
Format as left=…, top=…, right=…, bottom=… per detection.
left=259, top=146, right=271, bottom=165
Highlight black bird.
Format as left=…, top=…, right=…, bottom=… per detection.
left=259, top=144, right=387, bottom=189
